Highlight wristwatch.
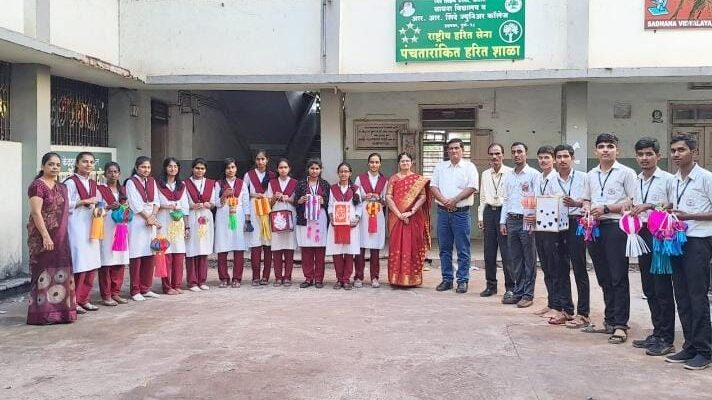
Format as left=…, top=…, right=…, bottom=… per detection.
left=603, top=205, right=610, bottom=214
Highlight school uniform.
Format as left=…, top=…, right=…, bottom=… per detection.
left=214, top=177, right=250, bottom=284
left=583, top=161, right=637, bottom=331
left=354, top=172, right=388, bottom=283
left=295, top=178, right=330, bottom=284
left=126, top=175, right=161, bottom=297
left=534, top=171, right=560, bottom=311
left=157, top=180, right=190, bottom=292
left=670, top=164, right=712, bottom=361
left=97, top=184, right=129, bottom=300
left=544, top=170, right=590, bottom=318
left=184, top=177, right=218, bottom=288
left=266, top=177, right=298, bottom=283
left=326, top=183, right=362, bottom=285
left=65, top=174, right=102, bottom=306
left=244, top=169, right=277, bottom=283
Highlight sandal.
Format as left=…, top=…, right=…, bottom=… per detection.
left=231, top=281, right=240, bottom=288
left=219, top=281, right=228, bottom=288
left=581, top=324, right=614, bottom=334
left=565, top=315, right=590, bottom=329
left=608, top=329, right=628, bottom=344
left=548, top=311, right=569, bottom=325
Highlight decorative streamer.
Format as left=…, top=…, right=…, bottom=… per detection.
left=90, top=201, right=106, bottom=240
left=150, top=228, right=170, bottom=278
left=168, top=209, right=185, bottom=241
left=227, top=196, right=239, bottom=231
left=110, top=204, right=133, bottom=251
left=254, top=197, right=272, bottom=241
left=576, top=211, right=600, bottom=242
left=618, top=212, right=650, bottom=258
left=366, top=201, right=380, bottom=234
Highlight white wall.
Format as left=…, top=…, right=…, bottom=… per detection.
left=0, top=141, right=23, bottom=278
left=344, top=85, right=563, bottom=160
left=590, top=0, right=712, bottom=68
left=118, top=0, right=322, bottom=77
left=339, top=0, right=568, bottom=74
left=0, top=0, right=25, bottom=33
left=50, top=0, right=120, bottom=64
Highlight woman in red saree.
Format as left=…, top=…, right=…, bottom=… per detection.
left=27, top=152, right=77, bottom=325
left=386, top=152, right=431, bottom=287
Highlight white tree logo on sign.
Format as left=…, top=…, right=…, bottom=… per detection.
left=505, top=0, right=523, bottom=13
left=499, top=20, right=522, bottom=43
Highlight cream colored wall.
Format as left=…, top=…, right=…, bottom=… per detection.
left=50, top=0, right=120, bottom=64
left=0, top=141, right=24, bottom=277
left=0, top=0, right=25, bottom=33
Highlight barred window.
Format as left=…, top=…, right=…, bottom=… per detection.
left=51, top=77, right=109, bottom=147
left=0, top=62, right=10, bottom=141
left=420, top=107, right=475, bottom=177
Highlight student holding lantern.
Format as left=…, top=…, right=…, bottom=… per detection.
left=244, top=150, right=277, bottom=285
left=184, top=158, right=218, bottom=292
left=354, top=153, right=388, bottom=289
left=97, top=161, right=129, bottom=306
left=156, top=158, right=190, bottom=295
left=266, top=159, right=298, bottom=287
left=326, top=162, right=362, bottom=290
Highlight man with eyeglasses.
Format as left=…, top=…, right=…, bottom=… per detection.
left=478, top=143, right=513, bottom=297
left=432, top=138, right=479, bottom=294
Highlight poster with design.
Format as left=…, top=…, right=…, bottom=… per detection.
left=645, top=0, right=712, bottom=29
left=332, top=202, right=351, bottom=226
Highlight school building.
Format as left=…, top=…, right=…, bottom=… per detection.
left=1, top=0, right=712, bottom=282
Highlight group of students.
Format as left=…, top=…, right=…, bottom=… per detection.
left=480, top=133, right=712, bottom=371
left=26, top=150, right=435, bottom=323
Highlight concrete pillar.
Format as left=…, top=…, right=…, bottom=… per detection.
left=23, top=0, right=51, bottom=42
left=566, top=0, right=588, bottom=69
left=319, top=89, right=344, bottom=183
left=561, top=82, right=589, bottom=169
left=323, top=0, right=341, bottom=73
left=10, top=64, right=52, bottom=266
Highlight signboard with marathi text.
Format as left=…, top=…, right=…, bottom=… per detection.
left=645, top=0, right=712, bottom=29
left=51, top=145, right=116, bottom=183
left=354, top=119, right=407, bottom=150
left=395, top=0, right=525, bottom=62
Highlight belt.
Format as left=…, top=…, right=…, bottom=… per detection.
left=485, top=204, right=501, bottom=211
left=507, top=213, right=524, bottom=220
left=599, top=219, right=620, bottom=225
left=438, top=205, right=470, bottom=213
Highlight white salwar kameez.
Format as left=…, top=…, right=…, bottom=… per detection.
left=185, top=177, right=219, bottom=257
left=157, top=182, right=190, bottom=255
left=66, top=174, right=102, bottom=273
left=266, top=177, right=297, bottom=251
left=325, top=184, right=362, bottom=256
left=126, top=176, right=160, bottom=258
left=244, top=170, right=272, bottom=248
left=357, top=173, right=388, bottom=250
left=99, top=185, right=129, bottom=266
left=214, top=178, right=250, bottom=253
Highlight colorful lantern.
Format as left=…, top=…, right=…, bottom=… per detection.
left=110, top=204, right=133, bottom=251
left=227, top=196, right=239, bottom=231
left=618, top=212, right=650, bottom=257
left=150, top=232, right=171, bottom=278
left=90, top=201, right=107, bottom=240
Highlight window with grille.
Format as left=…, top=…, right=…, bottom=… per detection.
left=0, top=62, right=10, bottom=141
left=420, top=107, right=475, bottom=177
left=51, top=77, right=109, bottom=146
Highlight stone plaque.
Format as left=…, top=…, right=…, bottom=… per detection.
left=354, top=119, right=408, bottom=150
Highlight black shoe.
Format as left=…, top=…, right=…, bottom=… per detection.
left=501, top=291, right=514, bottom=304
left=632, top=335, right=657, bottom=349
left=333, top=282, right=343, bottom=290
left=684, top=354, right=712, bottom=370
left=436, top=281, right=453, bottom=291
left=315, top=282, right=324, bottom=289
left=479, top=287, right=497, bottom=297
left=665, top=348, right=697, bottom=363
left=502, top=294, right=521, bottom=305
left=646, top=340, right=675, bottom=357
left=343, top=283, right=353, bottom=290
left=455, top=282, right=468, bottom=294
left=299, top=281, right=313, bottom=288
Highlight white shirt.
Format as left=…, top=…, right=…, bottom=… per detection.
left=535, top=170, right=555, bottom=196
left=477, top=165, right=512, bottom=221
left=500, top=164, right=540, bottom=224
left=633, top=167, right=674, bottom=223
left=671, top=163, right=712, bottom=237
left=543, top=169, right=588, bottom=216
left=583, top=161, right=637, bottom=220
left=431, top=159, right=479, bottom=207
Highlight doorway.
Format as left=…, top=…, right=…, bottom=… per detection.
left=151, top=100, right=169, bottom=170
left=670, top=103, right=712, bottom=170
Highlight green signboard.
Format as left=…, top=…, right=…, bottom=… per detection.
left=396, top=0, right=525, bottom=62
left=53, top=148, right=114, bottom=182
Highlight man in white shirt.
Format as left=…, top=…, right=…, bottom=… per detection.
left=628, top=137, right=676, bottom=357
left=499, top=142, right=539, bottom=307
left=664, top=134, right=712, bottom=370
left=544, top=144, right=590, bottom=328
left=478, top=143, right=513, bottom=297
left=431, top=138, right=479, bottom=294
left=582, top=133, right=637, bottom=345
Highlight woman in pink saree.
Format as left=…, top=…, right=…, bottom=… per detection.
left=386, top=152, right=431, bottom=287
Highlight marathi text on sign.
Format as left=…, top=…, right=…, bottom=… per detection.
left=354, top=120, right=408, bottom=150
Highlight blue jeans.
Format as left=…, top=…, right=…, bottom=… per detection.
left=437, top=208, right=471, bottom=283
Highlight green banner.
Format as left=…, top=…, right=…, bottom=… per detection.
left=55, top=150, right=114, bottom=182
left=396, top=0, right=525, bottom=62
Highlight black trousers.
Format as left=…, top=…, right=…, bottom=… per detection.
left=558, top=217, right=589, bottom=316
left=587, top=221, right=630, bottom=330
left=483, top=205, right=513, bottom=291
left=672, top=237, right=712, bottom=359
left=638, top=227, right=676, bottom=344
left=535, top=231, right=560, bottom=309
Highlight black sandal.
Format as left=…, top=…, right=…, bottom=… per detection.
left=608, top=329, right=628, bottom=344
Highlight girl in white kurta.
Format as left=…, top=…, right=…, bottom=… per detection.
left=266, top=159, right=298, bottom=286
left=355, top=153, right=388, bottom=288
left=65, top=152, right=102, bottom=313
left=125, top=156, right=161, bottom=302
left=156, top=157, right=190, bottom=295
left=184, top=158, right=218, bottom=291
left=96, top=162, right=129, bottom=306
left=244, top=150, right=277, bottom=285
left=295, top=159, right=330, bottom=288
left=326, top=162, right=363, bottom=290
left=214, top=158, right=250, bottom=288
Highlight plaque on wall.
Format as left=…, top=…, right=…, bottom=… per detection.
left=354, top=119, right=408, bottom=150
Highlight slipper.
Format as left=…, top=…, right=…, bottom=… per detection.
left=219, top=281, right=228, bottom=288
left=565, top=315, right=590, bottom=329
left=548, top=312, right=568, bottom=325
left=608, top=329, right=628, bottom=344
left=581, top=324, right=613, bottom=334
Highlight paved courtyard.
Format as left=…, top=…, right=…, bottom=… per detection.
left=1, top=261, right=711, bottom=400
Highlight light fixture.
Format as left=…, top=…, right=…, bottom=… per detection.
left=130, top=104, right=139, bottom=117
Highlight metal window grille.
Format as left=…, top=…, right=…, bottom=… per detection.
left=420, top=108, right=475, bottom=177
left=51, top=76, right=109, bottom=146
left=0, top=62, right=10, bottom=141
